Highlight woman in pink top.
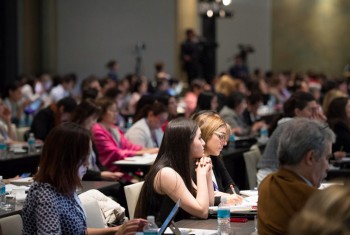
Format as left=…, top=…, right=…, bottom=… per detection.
left=93, top=98, right=158, bottom=172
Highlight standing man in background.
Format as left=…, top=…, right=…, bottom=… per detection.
left=181, top=29, right=203, bottom=84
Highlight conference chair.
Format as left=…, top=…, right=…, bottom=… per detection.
left=243, top=145, right=261, bottom=190
left=81, top=199, right=106, bottom=228
left=0, top=214, right=23, bottom=235
left=124, top=181, right=144, bottom=219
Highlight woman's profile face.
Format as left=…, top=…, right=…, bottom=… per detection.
left=205, top=126, right=227, bottom=157
left=83, top=114, right=98, bottom=130
left=211, top=96, right=218, bottom=111
left=190, top=128, right=205, bottom=159
left=102, top=103, right=118, bottom=125
left=168, top=97, right=178, bottom=116
left=345, top=99, right=350, bottom=120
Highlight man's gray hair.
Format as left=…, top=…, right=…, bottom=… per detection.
left=278, top=118, right=335, bottom=166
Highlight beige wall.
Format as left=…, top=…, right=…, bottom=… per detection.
left=272, top=0, right=350, bottom=77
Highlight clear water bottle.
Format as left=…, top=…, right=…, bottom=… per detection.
left=228, top=134, right=235, bottom=149
left=0, top=176, right=6, bottom=208
left=127, top=117, right=133, bottom=129
left=0, top=139, right=7, bottom=159
left=27, top=133, right=36, bottom=154
left=259, top=125, right=269, bottom=144
left=143, top=215, right=158, bottom=235
left=217, top=196, right=231, bottom=235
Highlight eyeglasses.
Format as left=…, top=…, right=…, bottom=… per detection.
left=214, top=132, right=227, bottom=142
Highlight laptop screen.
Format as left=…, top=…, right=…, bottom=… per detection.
left=158, top=199, right=181, bottom=235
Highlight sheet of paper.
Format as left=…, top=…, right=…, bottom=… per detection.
left=163, top=227, right=217, bottom=235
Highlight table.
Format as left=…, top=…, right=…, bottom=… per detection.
left=0, top=151, right=41, bottom=178
left=176, top=219, right=257, bottom=235
left=0, top=181, right=119, bottom=219
left=113, top=155, right=156, bottom=176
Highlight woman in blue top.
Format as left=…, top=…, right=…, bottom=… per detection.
left=22, top=122, right=146, bottom=235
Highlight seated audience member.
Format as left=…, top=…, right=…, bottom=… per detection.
left=257, top=91, right=325, bottom=184
left=242, top=92, right=265, bottom=126
left=71, top=99, right=123, bottom=181
left=92, top=98, right=158, bottom=172
left=288, top=186, right=350, bottom=235
left=0, top=99, right=16, bottom=142
left=127, top=78, right=148, bottom=115
left=184, top=79, right=205, bottom=118
left=327, top=97, right=350, bottom=157
left=192, top=111, right=242, bottom=205
left=80, top=76, right=102, bottom=99
left=258, top=118, right=335, bottom=235
left=322, top=88, right=347, bottom=116
left=49, top=73, right=76, bottom=103
left=30, top=97, right=77, bottom=141
left=134, top=118, right=214, bottom=225
left=22, top=123, right=146, bottom=235
left=3, top=82, right=29, bottom=126
left=125, top=102, right=167, bottom=148
left=220, top=92, right=263, bottom=136
left=194, top=92, right=219, bottom=113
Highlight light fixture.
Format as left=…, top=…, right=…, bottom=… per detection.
left=222, top=0, right=232, bottom=6
left=207, top=9, right=214, bottom=17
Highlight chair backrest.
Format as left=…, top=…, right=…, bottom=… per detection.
left=124, top=181, right=144, bottom=219
left=80, top=199, right=106, bottom=228
left=0, top=214, right=23, bottom=235
left=243, top=146, right=261, bottom=190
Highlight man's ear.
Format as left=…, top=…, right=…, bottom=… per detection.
left=304, top=150, right=315, bottom=166
left=294, top=108, right=301, bottom=116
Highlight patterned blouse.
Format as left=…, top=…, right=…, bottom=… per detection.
left=22, top=181, right=87, bottom=235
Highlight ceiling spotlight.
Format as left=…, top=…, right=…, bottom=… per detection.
left=207, top=9, right=214, bottom=17
left=223, top=0, right=232, bottom=6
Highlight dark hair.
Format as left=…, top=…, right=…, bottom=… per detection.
left=71, top=99, right=101, bottom=125
left=80, top=75, right=99, bottom=92
left=246, top=92, right=263, bottom=105
left=56, top=97, right=77, bottom=113
left=133, top=102, right=167, bottom=123
left=106, top=60, right=117, bottom=69
left=195, top=92, right=217, bottom=112
left=81, top=87, right=98, bottom=101
left=226, top=92, right=245, bottom=109
left=104, top=87, right=121, bottom=100
left=34, top=123, right=91, bottom=196
left=269, top=91, right=315, bottom=135
left=95, top=97, right=116, bottom=121
left=62, top=73, right=77, bottom=84
left=134, top=118, right=198, bottom=218
left=283, top=91, right=315, bottom=117
left=327, top=97, right=349, bottom=130
left=5, top=82, right=21, bottom=97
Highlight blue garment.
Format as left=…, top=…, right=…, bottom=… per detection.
left=22, top=181, right=87, bottom=235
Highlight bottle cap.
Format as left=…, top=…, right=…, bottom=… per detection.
left=220, top=196, right=228, bottom=203
left=146, top=215, right=155, bottom=222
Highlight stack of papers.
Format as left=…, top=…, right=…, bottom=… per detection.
left=5, top=184, right=30, bottom=194
left=163, top=228, right=217, bottom=235
left=240, top=190, right=258, bottom=197
left=114, top=154, right=157, bottom=165
left=209, top=196, right=258, bottom=214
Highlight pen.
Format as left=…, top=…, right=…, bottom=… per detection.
left=230, top=184, right=237, bottom=195
left=230, top=218, right=248, bottom=223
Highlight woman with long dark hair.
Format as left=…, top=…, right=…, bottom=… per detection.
left=134, top=118, right=214, bottom=225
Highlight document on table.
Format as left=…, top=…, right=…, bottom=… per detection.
left=163, top=227, right=217, bottom=235
left=113, top=153, right=157, bottom=165
left=209, top=195, right=258, bottom=214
